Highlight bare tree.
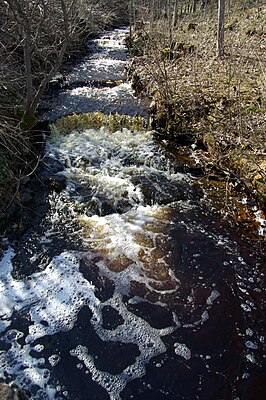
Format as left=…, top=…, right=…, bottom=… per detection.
left=172, top=0, right=178, bottom=26
left=217, top=0, right=225, bottom=57
left=167, top=0, right=173, bottom=49
left=192, top=0, right=197, bottom=13
left=4, top=0, right=85, bottom=121
left=1, top=0, right=133, bottom=126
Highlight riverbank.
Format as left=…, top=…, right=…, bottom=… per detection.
left=127, top=4, right=266, bottom=212
left=0, top=19, right=128, bottom=236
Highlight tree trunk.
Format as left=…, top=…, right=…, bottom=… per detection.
left=167, top=0, right=173, bottom=49
left=129, top=0, right=133, bottom=37
left=172, top=0, right=178, bottom=26
left=26, top=39, right=69, bottom=119
left=27, top=0, right=71, bottom=118
left=217, top=0, right=225, bottom=57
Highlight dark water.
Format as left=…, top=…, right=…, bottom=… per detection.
left=0, top=28, right=265, bottom=400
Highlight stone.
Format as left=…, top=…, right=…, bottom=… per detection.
left=0, top=383, right=29, bottom=400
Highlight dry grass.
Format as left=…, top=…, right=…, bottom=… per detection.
left=130, top=4, right=266, bottom=208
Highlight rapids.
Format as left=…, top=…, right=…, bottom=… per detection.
left=0, top=28, right=265, bottom=400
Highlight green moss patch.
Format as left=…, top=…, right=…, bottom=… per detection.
left=53, top=112, right=149, bottom=134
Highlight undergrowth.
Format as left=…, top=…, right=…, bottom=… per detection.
left=0, top=116, right=33, bottom=232
left=129, top=3, right=266, bottom=210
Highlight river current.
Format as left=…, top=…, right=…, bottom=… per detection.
left=0, top=28, right=265, bottom=400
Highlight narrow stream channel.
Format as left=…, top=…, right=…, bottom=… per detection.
left=0, top=28, right=265, bottom=400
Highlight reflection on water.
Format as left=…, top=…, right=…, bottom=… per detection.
left=0, top=28, right=265, bottom=400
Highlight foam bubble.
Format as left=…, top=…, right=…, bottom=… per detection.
left=0, top=249, right=100, bottom=396
left=0, top=247, right=17, bottom=332
left=69, top=292, right=175, bottom=399
left=206, top=290, right=220, bottom=306
left=80, top=205, right=180, bottom=297
left=241, top=303, right=252, bottom=312
left=246, top=353, right=256, bottom=364
left=174, top=343, right=192, bottom=360
left=245, top=341, right=258, bottom=350
left=246, top=328, right=254, bottom=336
left=48, top=355, right=61, bottom=367
left=254, top=210, right=265, bottom=237
left=0, top=336, right=56, bottom=398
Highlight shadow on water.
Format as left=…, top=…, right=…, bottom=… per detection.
left=40, top=87, right=148, bottom=122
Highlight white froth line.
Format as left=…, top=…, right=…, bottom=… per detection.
left=69, top=293, right=177, bottom=399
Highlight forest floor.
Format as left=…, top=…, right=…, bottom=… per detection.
left=127, top=4, right=266, bottom=213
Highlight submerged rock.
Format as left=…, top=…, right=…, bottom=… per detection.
left=0, top=383, right=29, bottom=400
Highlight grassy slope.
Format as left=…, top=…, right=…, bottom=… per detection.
left=130, top=3, right=266, bottom=210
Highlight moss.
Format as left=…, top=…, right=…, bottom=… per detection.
left=53, top=112, right=149, bottom=134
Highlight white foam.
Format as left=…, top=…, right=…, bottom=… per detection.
left=69, top=58, right=127, bottom=81
left=25, top=253, right=99, bottom=343
left=79, top=204, right=180, bottom=297
left=70, top=82, right=134, bottom=100
left=0, top=332, right=56, bottom=399
left=70, top=293, right=175, bottom=399
left=241, top=303, right=252, bottom=312
left=48, top=127, right=185, bottom=212
left=89, top=29, right=129, bottom=52
left=246, top=353, right=256, bottom=364
left=174, top=343, right=192, bottom=360
left=48, top=355, right=61, bottom=367
left=0, top=249, right=100, bottom=396
left=0, top=244, right=179, bottom=398
left=0, top=248, right=24, bottom=332
left=206, top=290, right=220, bottom=305
left=34, top=344, right=44, bottom=353
left=245, top=341, right=258, bottom=350
left=0, top=27, right=196, bottom=400
left=1, top=24, right=262, bottom=398
left=246, top=328, right=254, bottom=336
left=254, top=210, right=266, bottom=237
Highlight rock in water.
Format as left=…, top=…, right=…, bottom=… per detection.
left=0, top=383, right=29, bottom=400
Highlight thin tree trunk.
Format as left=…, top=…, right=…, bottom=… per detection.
left=172, top=0, right=178, bottom=26
left=192, top=0, right=197, bottom=13
left=129, top=0, right=133, bottom=37
left=27, top=0, right=71, bottom=118
left=27, top=39, right=68, bottom=118
left=167, top=0, right=173, bottom=49
left=217, top=0, right=225, bottom=57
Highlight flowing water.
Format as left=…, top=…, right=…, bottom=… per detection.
left=0, top=28, right=265, bottom=400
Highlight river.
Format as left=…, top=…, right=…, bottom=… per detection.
left=0, top=28, right=265, bottom=400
